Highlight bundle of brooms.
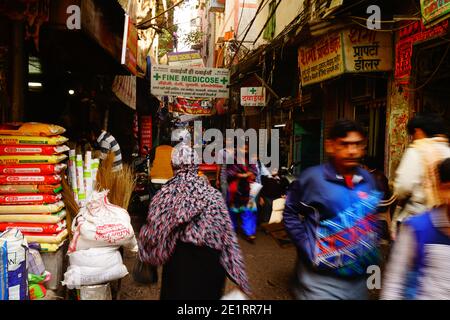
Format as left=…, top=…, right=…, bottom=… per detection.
left=62, top=152, right=136, bottom=240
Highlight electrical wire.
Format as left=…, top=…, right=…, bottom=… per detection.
left=252, top=0, right=282, bottom=45
left=236, top=0, right=246, bottom=38
left=404, top=43, right=450, bottom=92
left=227, top=0, right=270, bottom=68
left=237, top=0, right=270, bottom=38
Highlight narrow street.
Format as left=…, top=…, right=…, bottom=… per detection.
left=121, top=226, right=297, bottom=300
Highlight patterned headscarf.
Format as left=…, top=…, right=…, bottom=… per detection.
left=138, top=144, right=251, bottom=295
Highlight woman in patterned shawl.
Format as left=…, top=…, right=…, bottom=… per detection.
left=138, top=143, right=250, bottom=299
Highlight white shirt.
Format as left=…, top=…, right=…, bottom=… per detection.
left=394, top=137, right=450, bottom=221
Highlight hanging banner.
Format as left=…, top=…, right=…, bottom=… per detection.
left=140, top=116, right=152, bottom=157
left=240, top=87, right=266, bottom=106
left=395, top=20, right=449, bottom=84
left=121, top=13, right=138, bottom=75
left=421, top=0, right=450, bottom=26
left=342, top=27, right=393, bottom=73
left=168, top=97, right=213, bottom=115
left=298, top=32, right=344, bottom=86
left=112, top=75, right=136, bottom=110
left=151, top=66, right=230, bottom=98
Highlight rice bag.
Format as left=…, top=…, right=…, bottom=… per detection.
left=24, top=229, right=68, bottom=244
left=0, top=135, right=68, bottom=146
left=0, top=193, right=62, bottom=205
left=0, top=221, right=66, bottom=234
left=0, top=184, right=62, bottom=195
left=0, top=210, right=66, bottom=224
left=0, top=164, right=66, bottom=175
left=0, top=201, right=65, bottom=214
left=0, top=175, right=62, bottom=185
left=0, top=122, right=65, bottom=137
left=0, top=145, right=69, bottom=156
left=0, top=154, right=67, bottom=165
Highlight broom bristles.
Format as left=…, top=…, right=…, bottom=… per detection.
left=61, top=174, right=79, bottom=240
left=95, top=152, right=135, bottom=209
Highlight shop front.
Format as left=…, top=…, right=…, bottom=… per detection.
left=298, top=25, right=393, bottom=172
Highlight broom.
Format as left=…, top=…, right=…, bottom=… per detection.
left=95, top=152, right=136, bottom=209
left=61, top=174, right=79, bottom=240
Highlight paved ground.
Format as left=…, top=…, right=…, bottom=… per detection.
left=120, top=223, right=297, bottom=300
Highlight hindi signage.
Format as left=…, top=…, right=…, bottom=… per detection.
left=151, top=66, right=230, bottom=99
left=421, top=0, right=450, bottom=26
left=343, top=27, right=392, bottom=73
left=298, top=32, right=344, bottom=86
left=140, top=116, right=152, bottom=157
left=168, top=51, right=204, bottom=68
left=299, top=27, right=393, bottom=86
left=240, top=87, right=266, bottom=106
left=395, top=20, right=449, bottom=83
left=169, top=97, right=213, bottom=115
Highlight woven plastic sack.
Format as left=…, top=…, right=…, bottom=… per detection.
left=0, top=122, right=65, bottom=137
left=0, top=210, right=66, bottom=224
left=69, top=191, right=134, bottom=252
left=62, top=263, right=128, bottom=289
left=0, top=135, right=68, bottom=146
left=0, top=154, right=67, bottom=165
left=68, top=247, right=122, bottom=269
left=0, top=193, right=62, bottom=205
left=0, top=164, right=66, bottom=175
left=0, top=201, right=64, bottom=214
left=0, top=220, right=66, bottom=234
left=0, top=184, right=62, bottom=195
left=0, top=145, right=69, bottom=155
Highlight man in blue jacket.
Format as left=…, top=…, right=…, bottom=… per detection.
left=283, top=119, right=382, bottom=300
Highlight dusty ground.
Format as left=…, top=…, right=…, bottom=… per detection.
left=120, top=219, right=297, bottom=300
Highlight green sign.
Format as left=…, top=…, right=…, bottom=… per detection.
left=421, top=0, right=450, bottom=26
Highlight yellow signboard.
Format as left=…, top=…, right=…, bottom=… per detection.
left=342, top=27, right=393, bottom=73
left=298, top=27, right=393, bottom=86
left=298, top=33, right=344, bottom=86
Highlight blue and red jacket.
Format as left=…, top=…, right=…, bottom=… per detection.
left=283, top=162, right=382, bottom=277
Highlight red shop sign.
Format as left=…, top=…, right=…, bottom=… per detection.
left=139, top=116, right=152, bottom=157
left=395, top=20, right=449, bottom=83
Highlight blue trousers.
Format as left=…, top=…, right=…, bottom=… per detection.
left=229, top=207, right=257, bottom=237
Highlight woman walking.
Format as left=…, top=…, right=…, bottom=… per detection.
left=227, top=143, right=259, bottom=242
left=138, top=144, right=250, bottom=300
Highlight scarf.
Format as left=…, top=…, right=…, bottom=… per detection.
left=412, top=136, right=449, bottom=208
left=138, top=144, right=251, bottom=294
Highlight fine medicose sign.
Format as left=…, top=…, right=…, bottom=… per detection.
left=151, top=66, right=230, bottom=99
left=240, top=87, right=266, bottom=106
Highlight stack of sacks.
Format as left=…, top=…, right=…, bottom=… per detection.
left=62, top=190, right=136, bottom=289
left=0, top=123, right=69, bottom=252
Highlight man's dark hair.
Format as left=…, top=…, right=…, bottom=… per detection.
left=328, top=119, right=366, bottom=140
left=407, top=113, right=448, bottom=137
left=438, top=158, right=450, bottom=183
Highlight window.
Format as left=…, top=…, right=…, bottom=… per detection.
left=263, top=0, right=276, bottom=41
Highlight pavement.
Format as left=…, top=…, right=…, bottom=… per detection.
left=119, top=226, right=297, bottom=300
